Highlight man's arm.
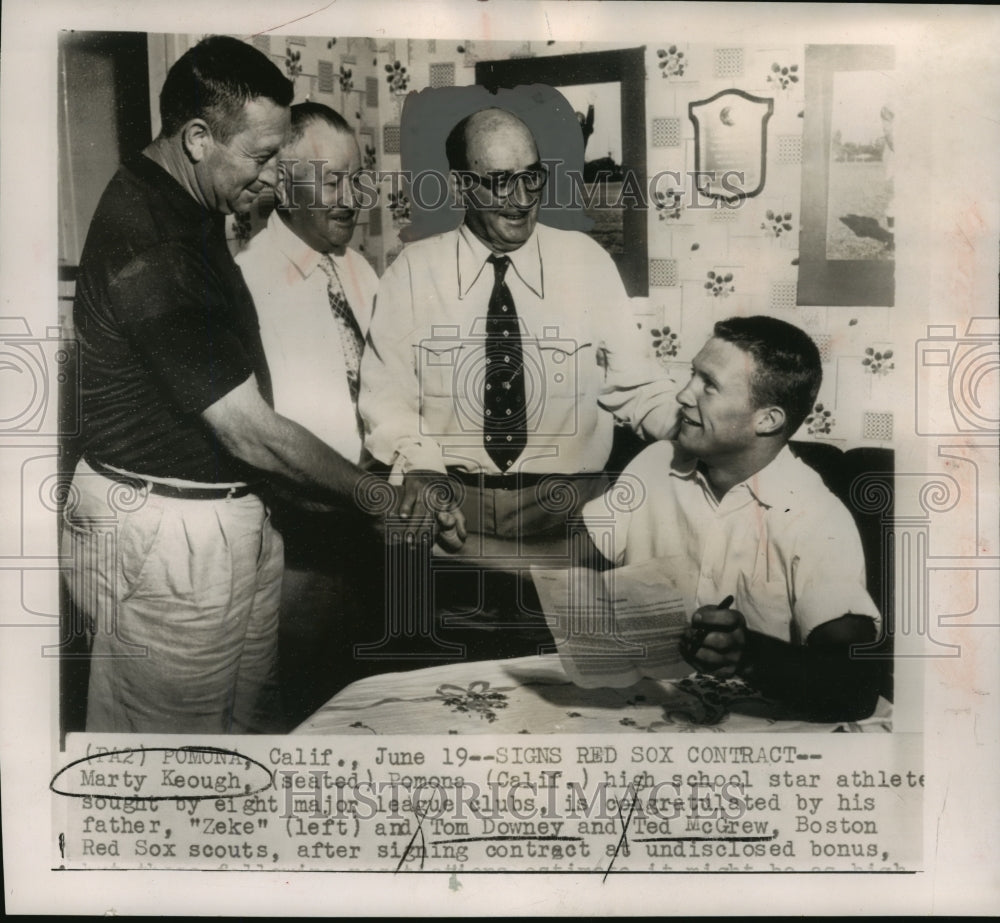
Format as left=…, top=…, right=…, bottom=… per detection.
left=358, top=256, right=447, bottom=478
left=357, top=257, right=465, bottom=546
left=681, top=606, right=882, bottom=722
left=203, top=375, right=465, bottom=550
left=585, top=249, right=679, bottom=441
left=204, top=375, right=367, bottom=499
left=597, top=334, right=680, bottom=441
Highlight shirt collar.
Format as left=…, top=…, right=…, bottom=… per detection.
left=268, top=210, right=326, bottom=280
left=456, top=223, right=544, bottom=300
left=668, top=443, right=804, bottom=509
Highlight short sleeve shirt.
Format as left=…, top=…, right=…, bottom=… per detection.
left=582, top=441, right=881, bottom=643
left=73, top=153, right=271, bottom=482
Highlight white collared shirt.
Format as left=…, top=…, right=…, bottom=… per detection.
left=583, top=441, right=881, bottom=643
left=359, top=222, right=679, bottom=477
left=237, top=212, right=379, bottom=462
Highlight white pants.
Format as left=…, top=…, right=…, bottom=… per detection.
left=61, top=459, right=283, bottom=734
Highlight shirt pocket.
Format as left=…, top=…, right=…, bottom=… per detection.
left=414, top=340, right=466, bottom=399
left=536, top=340, right=594, bottom=399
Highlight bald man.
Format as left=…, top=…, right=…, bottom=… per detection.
left=359, top=106, right=678, bottom=655
left=361, top=107, right=678, bottom=544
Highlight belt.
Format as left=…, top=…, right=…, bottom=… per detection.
left=446, top=469, right=576, bottom=491
left=85, top=457, right=259, bottom=501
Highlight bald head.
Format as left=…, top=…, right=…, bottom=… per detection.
left=445, top=108, right=538, bottom=173
left=446, top=108, right=543, bottom=254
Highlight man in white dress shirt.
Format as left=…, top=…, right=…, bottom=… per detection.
left=359, top=106, right=678, bottom=657
left=360, top=107, right=678, bottom=544
left=237, top=102, right=381, bottom=724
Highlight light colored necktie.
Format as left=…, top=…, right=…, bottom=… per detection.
left=318, top=254, right=365, bottom=406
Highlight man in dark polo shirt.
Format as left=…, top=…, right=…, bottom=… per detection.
left=63, top=36, right=460, bottom=735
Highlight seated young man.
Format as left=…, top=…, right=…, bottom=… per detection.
left=579, top=316, right=883, bottom=721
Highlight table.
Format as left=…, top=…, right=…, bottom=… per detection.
left=294, top=654, right=893, bottom=735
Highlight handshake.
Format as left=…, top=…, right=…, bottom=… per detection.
left=365, top=470, right=467, bottom=553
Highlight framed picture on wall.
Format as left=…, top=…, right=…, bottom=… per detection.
left=798, top=44, right=895, bottom=306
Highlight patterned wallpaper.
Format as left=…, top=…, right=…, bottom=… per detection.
left=218, top=34, right=897, bottom=450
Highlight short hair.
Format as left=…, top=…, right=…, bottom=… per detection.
left=713, top=315, right=822, bottom=437
left=285, top=101, right=354, bottom=149
left=159, top=35, right=293, bottom=143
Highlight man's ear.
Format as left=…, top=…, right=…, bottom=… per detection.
left=755, top=405, right=786, bottom=437
left=180, top=119, right=212, bottom=164
left=274, top=160, right=289, bottom=207
left=450, top=170, right=474, bottom=209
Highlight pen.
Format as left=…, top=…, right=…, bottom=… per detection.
left=686, top=594, right=735, bottom=652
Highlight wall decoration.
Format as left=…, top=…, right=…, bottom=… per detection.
left=862, top=346, right=895, bottom=375
left=689, top=89, right=773, bottom=200
left=388, top=191, right=411, bottom=226
left=654, top=188, right=683, bottom=220
left=762, top=209, right=794, bottom=238
left=651, top=116, right=681, bottom=148
left=705, top=269, right=735, bottom=297
left=713, top=47, right=744, bottom=79
left=285, top=46, right=302, bottom=81
left=805, top=403, right=835, bottom=436
left=861, top=410, right=893, bottom=442
left=776, top=133, right=803, bottom=164
left=797, top=44, right=895, bottom=306
left=385, top=59, right=409, bottom=93
left=769, top=280, right=798, bottom=311
left=317, top=60, right=334, bottom=93
left=649, top=258, right=678, bottom=287
left=362, top=141, right=377, bottom=170
left=766, top=61, right=799, bottom=90
left=428, top=61, right=455, bottom=88
left=656, top=46, right=686, bottom=78
left=651, top=326, right=680, bottom=360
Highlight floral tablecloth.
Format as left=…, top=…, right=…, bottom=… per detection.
left=294, top=655, right=892, bottom=735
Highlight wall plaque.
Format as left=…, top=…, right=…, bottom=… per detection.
left=689, top=89, right=773, bottom=200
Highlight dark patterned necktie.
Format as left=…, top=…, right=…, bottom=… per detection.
left=483, top=255, right=527, bottom=471
left=319, top=254, right=365, bottom=406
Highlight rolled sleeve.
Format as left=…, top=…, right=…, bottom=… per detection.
left=791, top=505, right=882, bottom=640
left=594, top=297, right=680, bottom=441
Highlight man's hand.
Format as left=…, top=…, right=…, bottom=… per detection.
left=433, top=506, right=467, bottom=553
left=398, top=470, right=467, bottom=552
left=680, top=605, right=747, bottom=677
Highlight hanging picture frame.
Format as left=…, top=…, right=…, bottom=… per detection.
left=797, top=44, right=896, bottom=306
